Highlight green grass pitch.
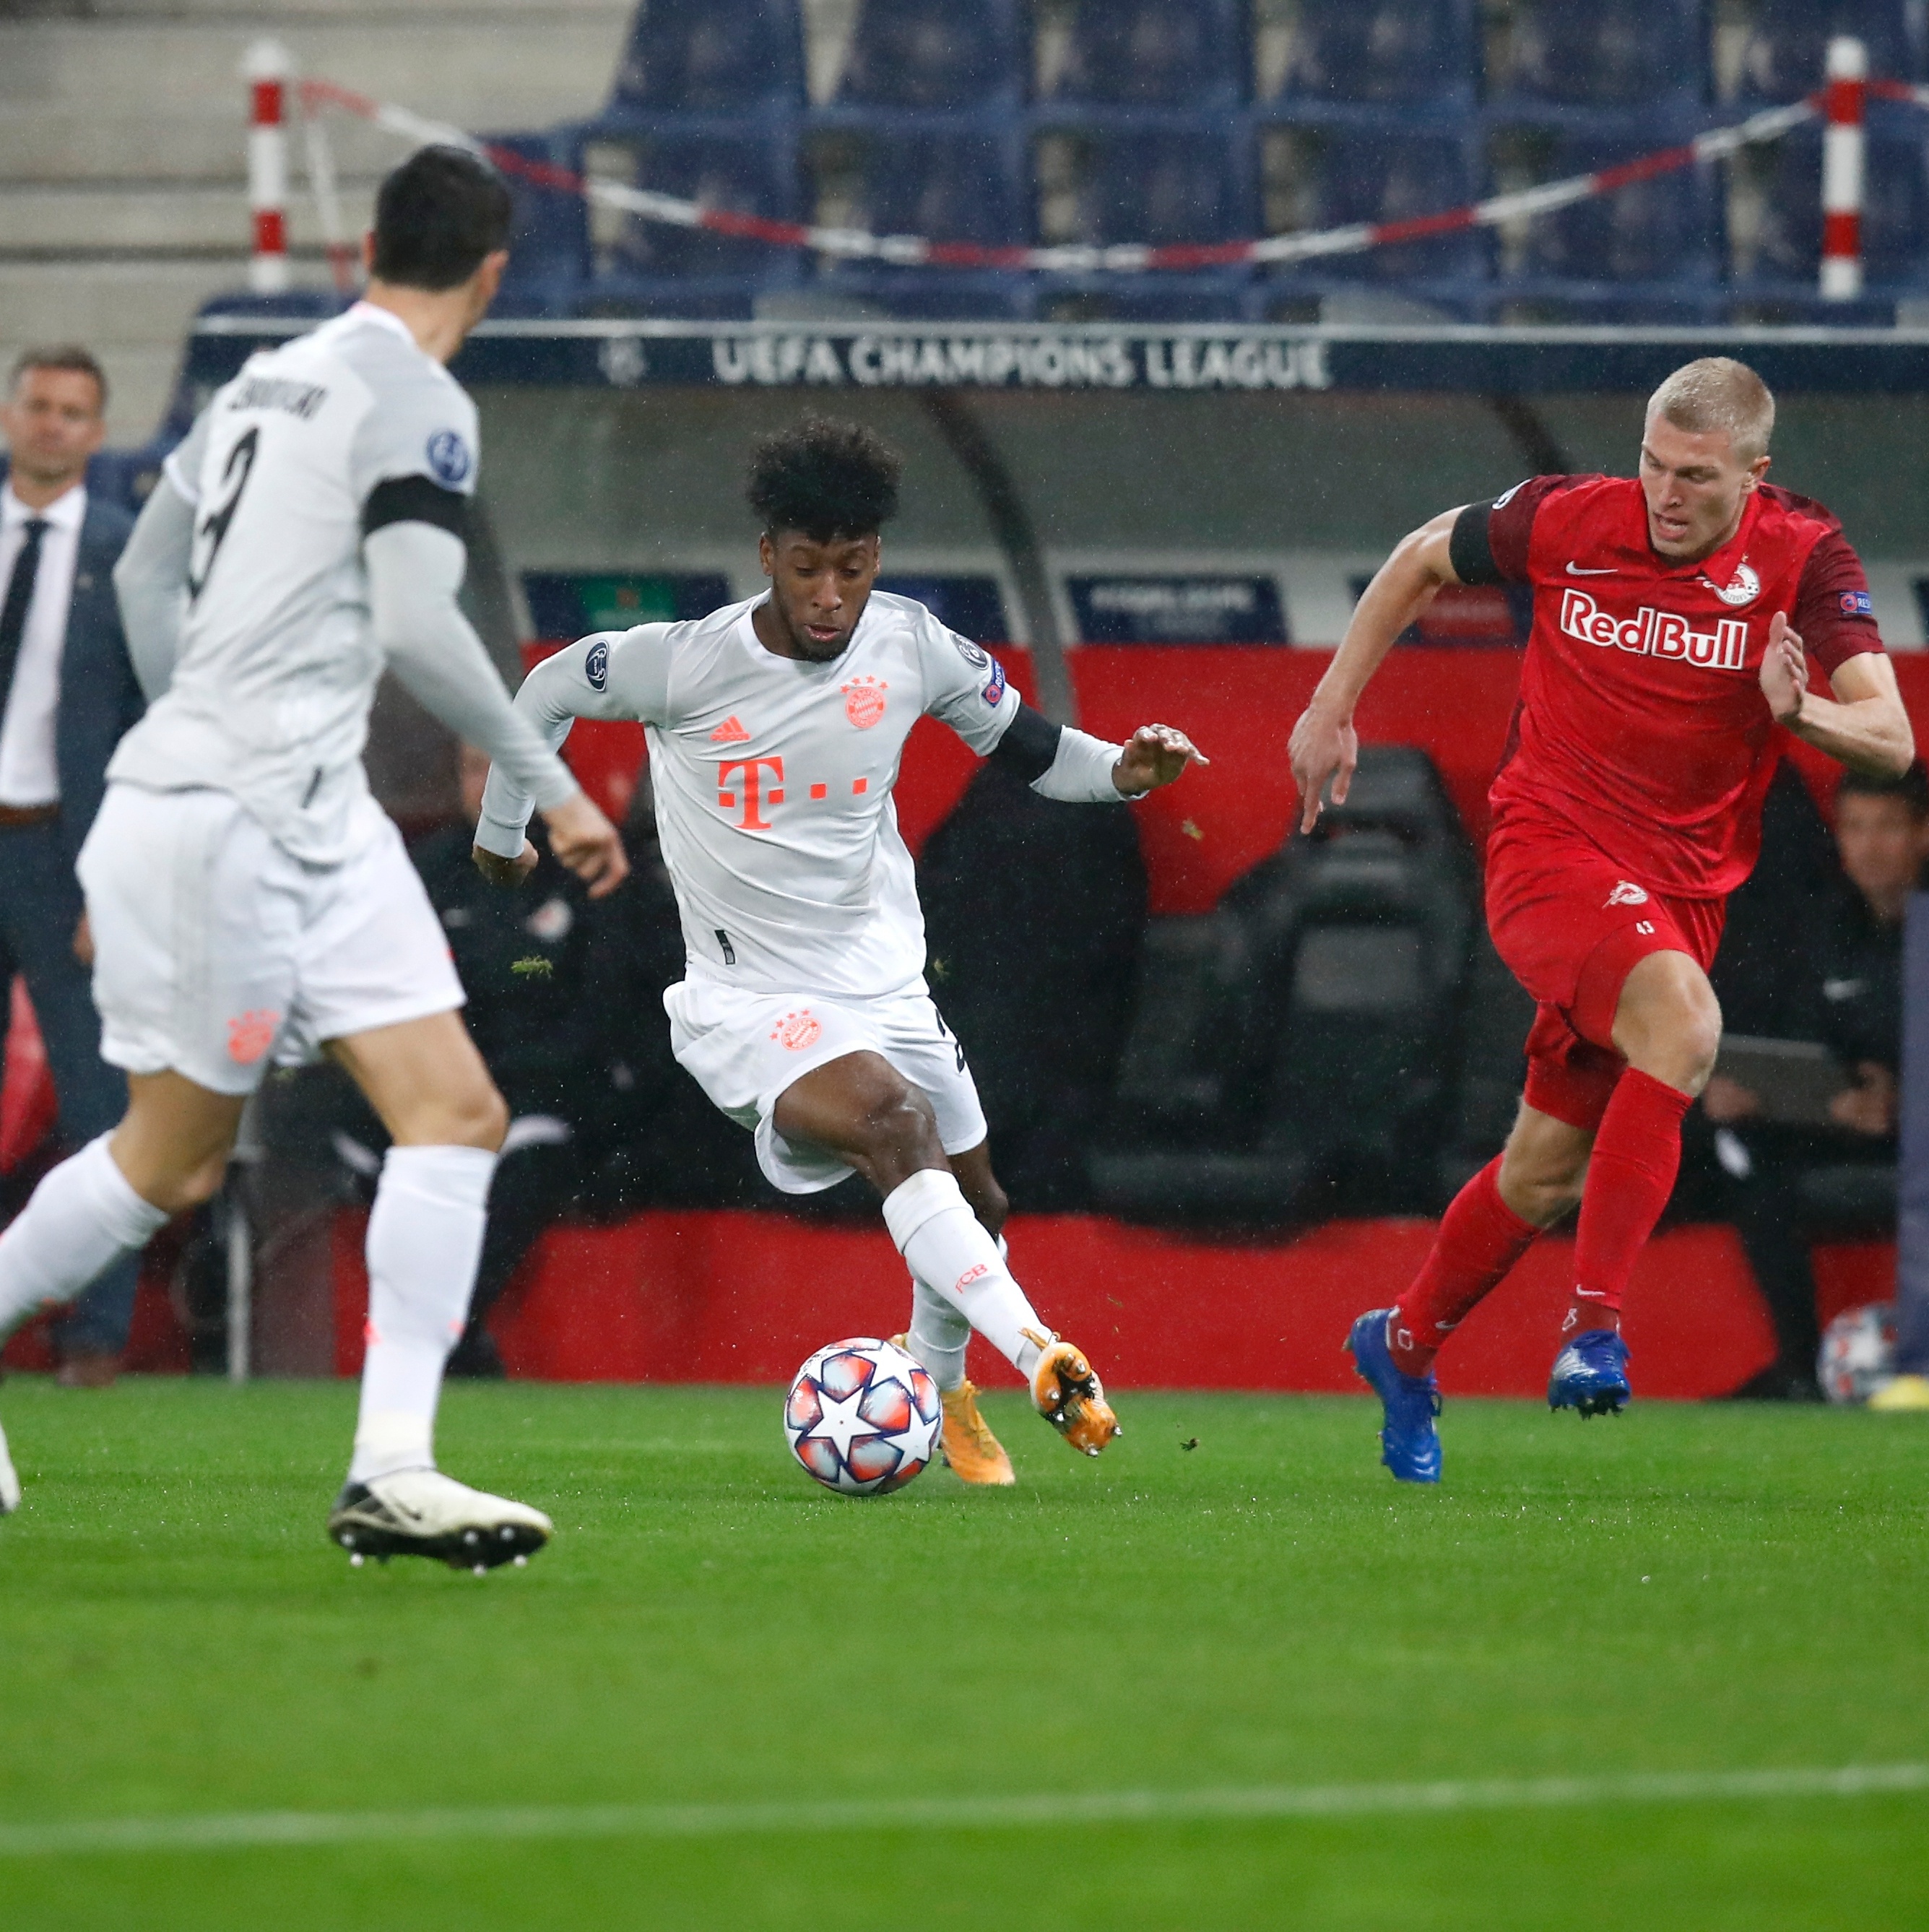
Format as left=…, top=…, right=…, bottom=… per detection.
left=1, top=1374, right=1926, bottom=1930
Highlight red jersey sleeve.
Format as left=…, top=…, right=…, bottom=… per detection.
left=1449, top=475, right=1585, bottom=585
left=1793, top=529, right=1884, bottom=677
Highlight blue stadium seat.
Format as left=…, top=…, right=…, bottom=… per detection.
left=593, top=130, right=804, bottom=313
left=814, top=128, right=1033, bottom=316
left=1265, top=0, right=1478, bottom=110
left=1499, top=133, right=1722, bottom=298
left=836, top=0, right=1026, bottom=111
left=1048, top=0, right=1249, bottom=109
left=1737, top=1, right=1920, bottom=103
left=1257, top=128, right=1482, bottom=291
left=1046, top=128, right=1252, bottom=246
left=1738, top=127, right=1929, bottom=287
left=490, top=131, right=591, bottom=316
left=610, top=0, right=805, bottom=112
left=1034, top=127, right=1252, bottom=319
left=1496, top=0, right=1707, bottom=110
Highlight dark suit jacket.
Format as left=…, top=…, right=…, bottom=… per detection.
left=48, top=493, right=143, bottom=875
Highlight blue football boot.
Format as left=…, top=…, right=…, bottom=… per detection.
left=1548, top=1327, right=1631, bottom=1418
left=1345, top=1309, right=1442, bottom=1484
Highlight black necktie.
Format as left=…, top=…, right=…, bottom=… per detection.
left=0, top=518, right=49, bottom=724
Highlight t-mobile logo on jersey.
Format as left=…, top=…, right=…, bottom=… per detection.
left=1559, top=587, right=1748, bottom=672
left=717, top=756, right=870, bottom=830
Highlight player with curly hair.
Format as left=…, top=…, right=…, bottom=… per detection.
left=475, top=416, right=1208, bottom=1481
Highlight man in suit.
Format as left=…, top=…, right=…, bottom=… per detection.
left=0, top=345, right=147, bottom=1384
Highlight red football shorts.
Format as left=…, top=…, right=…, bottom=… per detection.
left=1485, top=810, right=1725, bottom=1133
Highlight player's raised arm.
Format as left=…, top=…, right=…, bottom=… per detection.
left=363, top=525, right=625, bottom=899
left=1288, top=503, right=1465, bottom=832
left=111, top=410, right=209, bottom=700
left=918, top=615, right=1205, bottom=802
left=471, top=623, right=675, bottom=888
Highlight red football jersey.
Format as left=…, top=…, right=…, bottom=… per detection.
left=1457, top=475, right=1884, bottom=898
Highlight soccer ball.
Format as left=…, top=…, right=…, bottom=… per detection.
left=784, top=1337, right=942, bottom=1496
left=1819, top=1302, right=1896, bottom=1405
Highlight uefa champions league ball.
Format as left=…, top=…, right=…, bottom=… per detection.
left=1819, top=1302, right=1897, bottom=1405
left=784, top=1337, right=942, bottom=1496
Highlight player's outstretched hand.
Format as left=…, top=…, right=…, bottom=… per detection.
left=1760, top=610, right=1808, bottom=726
left=472, top=839, right=540, bottom=890
left=1113, top=723, right=1210, bottom=796
left=542, top=790, right=630, bottom=898
left=1288, top=699, right=1358, bottom=833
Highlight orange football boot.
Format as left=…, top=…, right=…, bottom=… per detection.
left=938, top=1380, right=1017, bottom=1486
left=1023, top=1328, right=1120, bottom=1457
left=888, top=1335, right=1015, bottom=1485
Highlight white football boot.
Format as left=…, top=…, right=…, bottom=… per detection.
left=327, top=1468, right=551, bottom=1572
left=0, top=1414, right=19, bottom=1516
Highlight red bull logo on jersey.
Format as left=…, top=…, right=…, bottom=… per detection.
left=1559, top=588, right=1749, bottom=673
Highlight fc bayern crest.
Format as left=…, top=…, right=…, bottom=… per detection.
left=843, top=677, right=888, bottom=728
left=1709, top=562, right=1761, bottom=607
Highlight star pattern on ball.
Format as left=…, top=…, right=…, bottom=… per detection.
left=802, top=1382, right=879, bottom=1460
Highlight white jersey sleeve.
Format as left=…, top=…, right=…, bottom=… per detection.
left=347, top=365, right=480, bottom=524
left=914, top=607, right=1021, bottom=753
left=474, top=624, right=676, bottom=857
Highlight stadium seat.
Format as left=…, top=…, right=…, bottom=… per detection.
left=812, top=126, right=1033, bottom=316
left=1492, top=0, right=1708, bottom=111
left=610, top=0, right=805, bottom=113
left=1496, top=131, right=1723, bottom=296
left=1254, top=126, right=1483, bottom=303
left=1090, top=748, right=1477, bottom=1223
left=1046, top=0, right=1249, bottom=110
left=1033, top=126, right=1254, bottom=319
left=1736, top=0, right=1921, bottom=103
left=1262, top=0, right=1478, bottom=111
left=591, top=129, right=804, bottom=313
left=491, top=131, right=591, bottom=316
left=835, top=0, right=1026, bottom=112
left=1736, top=126, right=1929, bottom=290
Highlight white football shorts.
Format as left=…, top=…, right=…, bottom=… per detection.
left=79, top=783, right=464, bottom=1097
left=664, top=977, right=989, bottom=1194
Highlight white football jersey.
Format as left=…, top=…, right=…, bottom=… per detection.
left=110, top=303, right=484, bottom=865
left=478, top=592, right=1023, bottom=999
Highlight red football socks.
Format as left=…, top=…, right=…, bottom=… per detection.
left=1566, top=1068, right=1691, bottom=1333
left=1388, top=1156, right=1539, bottom=1375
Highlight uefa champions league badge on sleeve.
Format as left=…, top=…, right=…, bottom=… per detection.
left=585, top=638, right=610, bottom=690
left=425, top=428, right=472, bottom=488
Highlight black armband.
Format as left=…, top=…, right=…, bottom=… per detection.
left=1449, top=502, right=1503, bottom=586
left=989, top=701, right=1062, bottom=784
left=363, top=475, right=469, bottom=542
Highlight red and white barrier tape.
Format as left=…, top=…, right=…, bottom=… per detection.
left=281, top=42, right=1926, bottom=287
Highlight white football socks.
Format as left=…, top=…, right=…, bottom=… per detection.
left=0, top=1134, right=168, bottom=1338
left=350, top=1144, right=495, bottom=1486
left=883, top=1170, right=1046, bottom=1380
left=906, top=1279, right=972, bottom=1390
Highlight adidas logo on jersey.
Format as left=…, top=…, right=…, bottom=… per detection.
left=1559, top=588, right=1748, bottom=673
left=709, top=715, right=751, bottom=744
